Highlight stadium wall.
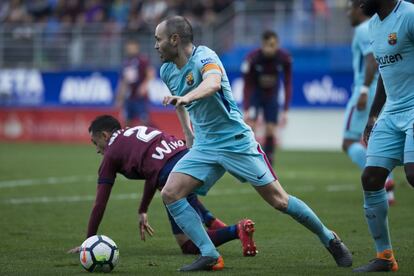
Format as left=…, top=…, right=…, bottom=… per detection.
left=0, top=60, right=350, bottom=150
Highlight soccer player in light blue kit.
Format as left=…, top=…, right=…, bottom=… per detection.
left=355, top=0, right=414, bottom=272
left=344, top=0, right=396, bottom=205
left=154, top=16, right=352, bottom=272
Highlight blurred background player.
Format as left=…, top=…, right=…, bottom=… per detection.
left=344, top=0, right=395, bottom=205
left=355, top=0, right=414, bottom=272
left=241, top=30, right=292, bottom=165
left=116, top=39, right=154, bottom=126
left=68, top=115, right=257, bottom=257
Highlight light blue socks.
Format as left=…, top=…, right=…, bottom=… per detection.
left=285, top=195, right=335, bottom=247
left=363, top=189, right=392, bottom=252
left=166, top=198, right=220, bottom=258
left=347, top=142, right=367, bottom=170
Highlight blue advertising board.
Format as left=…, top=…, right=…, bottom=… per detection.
left=0, top=68, right=353, bottom=109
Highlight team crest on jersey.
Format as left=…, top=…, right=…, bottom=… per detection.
left=388, top=33, right=397, bottom=45
left=186, top=72, right=194, bottom=85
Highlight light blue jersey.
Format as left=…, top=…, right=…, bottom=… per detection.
left=160, top=46, right=255, bottom=152
left=343, top=20, right=377, bottom=140
left=352, top=20, right=378, bottom=90
left=160, top=45, right=277, bottom=195
left=369, top=0, right=414, bottom=114
left=366, top=0, right=414, bottom=170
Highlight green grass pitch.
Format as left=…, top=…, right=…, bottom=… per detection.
left=0, top=143, right=413, bottom=275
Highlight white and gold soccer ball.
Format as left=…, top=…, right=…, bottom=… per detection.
left=80, top=235, right=119, bottom=273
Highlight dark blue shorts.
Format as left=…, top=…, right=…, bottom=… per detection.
left=125, top=99, right=148, bottom=122
left=248, top=94, right=279, bottom=123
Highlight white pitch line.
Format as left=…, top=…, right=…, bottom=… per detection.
left=2, top=184, right=359, bottom=205
left=2, top=188, right=254, bottom=205
left=0, top=175, right=95, bottom=189
left=280, top=170, right=359, bottom=181
left=0, top=169, right=361, bottom=189
left=326, top=184, right=357, bottom=192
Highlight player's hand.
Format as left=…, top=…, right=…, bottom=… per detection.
left=67, top=246, right=81, bottom=254
left=363, top=118, right=376, bottom=145
left=357, top=93, right=368, bottom=111
left=163, top=95, right=190, bottom=107
left=279, top=111, right=288, bottom=128
left=139, top=213, right=154, bottom=241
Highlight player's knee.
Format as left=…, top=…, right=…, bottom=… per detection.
left=161, top=187, right=178, bottom=204
left=276, top=196, right=289, bottom=211
left=361, top=168, right=387, bottom=191
left=270, top=193, right=289, bottom=211
left=361, top=169, right=376, bottom=189
left=405, top=172, right=414, bottom=188
left=342, top=141, right=349, bottom=152
left=342, top=139, right=354, bottom=153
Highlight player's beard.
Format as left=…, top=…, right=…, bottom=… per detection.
left=360, top=0, right=379, bottom=16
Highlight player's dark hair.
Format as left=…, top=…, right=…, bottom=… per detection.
left=262, top=30, right=278, bottom=41
left=89, top=115, right=121, bottom=135
left=164, top=16, right=193, bottom=44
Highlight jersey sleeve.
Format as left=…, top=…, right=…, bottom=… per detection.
left=97, top=154, right=118, bottom=185
left=356, top=25, right=373, bottom=56
left=138, top=179, right=158, bottom=214
left=86, top=184, right=113, bottom=237
left=194, top=48, right=223, bottom=79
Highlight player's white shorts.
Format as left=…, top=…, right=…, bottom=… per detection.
left=171, top=144, right=277, bottom=195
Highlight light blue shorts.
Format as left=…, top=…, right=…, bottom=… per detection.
left=343, top=87, right=375, bottom=140
left=171, top=143, right=277, bottom=196
left=366, top=109, right=414, bottom=171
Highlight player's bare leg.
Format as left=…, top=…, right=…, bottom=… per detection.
left=161, top=173, right=223, bottom=271
left=403, top=163, right=414, bottom=188
left=264, top=122, right=277, bottom=165
left=254, top=180, right=352, bottom=267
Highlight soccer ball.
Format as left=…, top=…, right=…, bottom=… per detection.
left=80, top=235, right=119, bottom=273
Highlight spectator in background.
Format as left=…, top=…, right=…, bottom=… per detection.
left=56, top=0, right=83, bottom=25
left=4, top=0, right=31, bottom=23
left=141, top=0, right=167, bottom=25
left=241, top=30, right=292, bottom=165
left=84, top=0, right=106, bottom=23
left=116, top=39, right=154, bottom=126
left=109, top=0, right=130, bottom=27
left=313, top=0, right=329, bottom=17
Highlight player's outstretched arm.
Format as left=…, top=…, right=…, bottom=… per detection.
left=67, top=184, right=113, bottom=254
left=363, top=74, right=387, bottom=144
